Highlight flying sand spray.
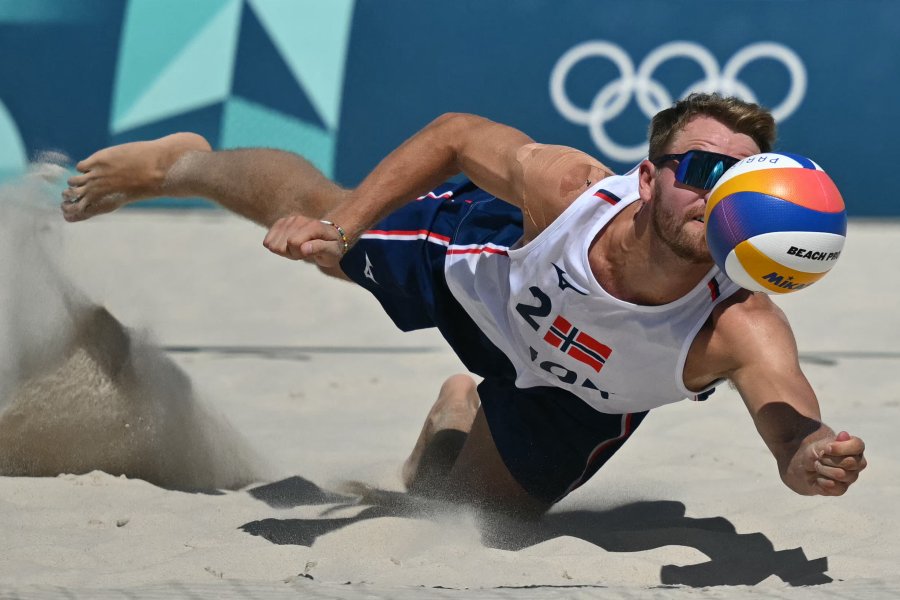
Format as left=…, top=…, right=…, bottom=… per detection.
left=0, top=159, right=266, bottom=490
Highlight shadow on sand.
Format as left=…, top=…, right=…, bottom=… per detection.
left=241, top=475, right=830, bottom=587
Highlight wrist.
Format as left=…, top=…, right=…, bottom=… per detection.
left=322, top=205, right=371, bottom=248
left=319, top=220, right=350, bottom=255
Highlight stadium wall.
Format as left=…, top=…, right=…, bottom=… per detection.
left=0, top=0, right=893, bottom=215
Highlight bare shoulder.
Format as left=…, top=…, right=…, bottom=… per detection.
left=515, top=143, right=614, bottom=237
left=712, top=290, right=789, bottom=331
left=705, top=290, right=799, bottom=374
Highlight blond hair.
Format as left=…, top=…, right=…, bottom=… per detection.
left=648, top=93, right=776, bottom=159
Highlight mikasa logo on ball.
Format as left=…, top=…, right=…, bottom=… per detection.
left=761, top=272, right=811, bottom=292
left=786, top=246, right=842, bottom=262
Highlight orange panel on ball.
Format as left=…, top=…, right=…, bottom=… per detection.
left=708, top=169, right=844, bottom=216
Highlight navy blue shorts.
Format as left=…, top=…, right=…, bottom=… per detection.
left=340, top=180, right=647, bottom=505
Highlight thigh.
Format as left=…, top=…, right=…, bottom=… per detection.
left=477, top=378, right=649, bottom=506
left=446, top=406, right=551, bottom=517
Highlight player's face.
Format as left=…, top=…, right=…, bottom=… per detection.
left=651, top=116, right=760, bottom=263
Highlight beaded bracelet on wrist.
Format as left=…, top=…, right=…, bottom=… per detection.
left=319, top=220, right=349, bottom=255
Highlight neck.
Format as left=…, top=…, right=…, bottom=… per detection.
left=590, top=201, right=713, bottom=305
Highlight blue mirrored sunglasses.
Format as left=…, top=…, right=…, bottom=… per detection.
left=650, top=150, right=740, bottom=190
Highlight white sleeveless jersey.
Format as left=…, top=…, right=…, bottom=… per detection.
left=444, top=171, right=741, bottom=414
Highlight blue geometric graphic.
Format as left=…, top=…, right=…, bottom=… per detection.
left=221, top=97, right=335, bottom=176
left=111, top=105, right=226, bottom=150
left=112, top=0, right=241, bottom=133
left=246, top=0, right=355, bottom=131
left=0, top=0, right=91, bottom=23
left=233, top=3, right=325, bottom=128
left=109, top=0, right=356, bottom=178
left=0, top=1, right=896, bottom=215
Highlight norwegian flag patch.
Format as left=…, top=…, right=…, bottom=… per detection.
left=543, top=315, right=612, bottom=372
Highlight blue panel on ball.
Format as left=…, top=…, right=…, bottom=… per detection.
left=777, top=152, right=818, bottom=169
left=706, top=191, right=847, bottom=269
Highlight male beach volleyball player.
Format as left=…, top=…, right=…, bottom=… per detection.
left=61, top=94, right=866, bottom=515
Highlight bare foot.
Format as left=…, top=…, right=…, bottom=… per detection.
left=61, top=132, right=211, bottom=222
left=402, top=374, right=480, bottom=491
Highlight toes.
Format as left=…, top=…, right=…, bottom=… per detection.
left=60, top=185, right=93, bottom=222
left=67, top=172, right=90, bottom=187
left=75, top=154, right=101, bottom=173
left=61, top=202, right=86, bottom=222
left=61, top=185, right=85, bottom=204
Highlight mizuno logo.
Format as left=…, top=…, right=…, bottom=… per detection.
left=553, top=263, right=588, bottom=295
left=363, top=252, right=377, bottom=284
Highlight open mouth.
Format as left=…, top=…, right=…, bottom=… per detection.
left=693, top=216, right=705, bottom=223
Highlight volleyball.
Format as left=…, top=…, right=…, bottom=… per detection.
left=704, top=153, right=846, bottom=294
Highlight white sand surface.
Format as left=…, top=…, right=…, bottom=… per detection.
left=0, top=179, right=898, bottom=598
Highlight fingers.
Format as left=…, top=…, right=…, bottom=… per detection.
left=818, top=453, right=866, bottom=471
left=814, top=477, right=849, bottom=496
left=814, top=460, right=862, bottom=484
left=263, top=216, right=345, bottom=266
left=827, top=432, right=865, bottom=457
left=262, top=216, right=306, bottom=256
left=295, top=238, right=343, bottom=263
left=808, top=432, right=867, bottom=496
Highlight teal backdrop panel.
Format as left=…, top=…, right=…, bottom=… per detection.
left=0, top=0, right=895, bottom=215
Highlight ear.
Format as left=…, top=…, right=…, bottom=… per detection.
left=638, top=159, right=656, bottom=203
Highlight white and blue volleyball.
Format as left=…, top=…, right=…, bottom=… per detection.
left=704, top=153, right=847, bottom=294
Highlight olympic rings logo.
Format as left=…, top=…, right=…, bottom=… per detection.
left=550, top=40, right=807, bottom=163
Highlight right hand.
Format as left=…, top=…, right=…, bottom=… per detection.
left=263, top=215, right=349, bottom=267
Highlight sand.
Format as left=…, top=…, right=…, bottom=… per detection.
left=0, top=174, right=898, bottom=599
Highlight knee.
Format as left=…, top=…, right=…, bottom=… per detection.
left=441, top=373, right=477, bottom=390
left=438, top=374, right=479, bottom=404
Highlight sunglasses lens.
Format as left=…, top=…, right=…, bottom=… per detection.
left=676, top=152, right=737, bottom=189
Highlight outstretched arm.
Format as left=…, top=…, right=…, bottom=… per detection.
left=263, top=112, right=612, bottom=265
left=325, top=113, right=608, bottom=238
left=712, top=293, right=867, bottom=496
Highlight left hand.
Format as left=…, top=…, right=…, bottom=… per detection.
left=795, top=431, right=867, bottom=496
left=262, top=215, right=347, bottom=267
